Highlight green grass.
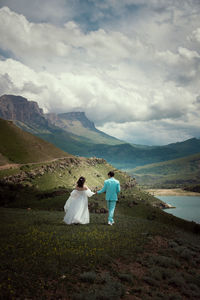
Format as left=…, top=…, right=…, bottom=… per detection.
left=131, top=152, right=200, bottom=175
left=0, top=185, right=200, bottom=299
left=31, top=160, right=116, bottom=191
left=0, top=118, right=70, bottom=164
left=0, top=156, right=131, bottom=192
left=0, top=155, right=200, bottom=299
left=0, top=153, right=9, bottom=166
left=0, top=208, right=152, bottom=298
left=0, top=167, right=21, bottom=179
left=128, top=152, right=200, bottom=188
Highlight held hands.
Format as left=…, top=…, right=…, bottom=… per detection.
left=93, top=187, right=98, bottom=194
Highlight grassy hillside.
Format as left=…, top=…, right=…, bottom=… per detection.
left=128, top=153, right=200, bottom=188
left=0, top=118, right=71, bottom=164
left=0, top=153, right=10, bottom=166
left=1, top=96, right=200, bottom=298
left=0, top=176, right=200, bottom=299
left=0, top=141, right=200, bottom=298
left=0, top=156, right=136, bottom=195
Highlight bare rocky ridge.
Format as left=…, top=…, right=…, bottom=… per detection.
left=0, top=95, right=49, bottom=128
left=0, top=95, right=98, bottom=133
left=55, top=112, right=97, bottom=131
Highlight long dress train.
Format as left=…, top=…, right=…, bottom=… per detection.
left=63, top=189, right=94, bottom=224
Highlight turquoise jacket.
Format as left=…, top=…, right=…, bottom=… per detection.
left=97, top=177, right=120, bottom=201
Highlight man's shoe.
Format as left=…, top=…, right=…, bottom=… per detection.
left=108, top=221, right=112, bottom=226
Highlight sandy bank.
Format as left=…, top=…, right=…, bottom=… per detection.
left=146, top=188, right=200, bottom=196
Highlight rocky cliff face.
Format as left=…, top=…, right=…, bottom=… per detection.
left=0, top=95, right=97, bottom=132
left=58, top=112, right=96, bottom=130
left=0, top=95, right=49, bottom=128
left=45, top=111, right=97, bottom=131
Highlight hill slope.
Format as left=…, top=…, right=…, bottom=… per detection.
left=1, top=157, right=200, bottom=299
left=0, top=118, right=71, bottom=165
left=128, top=152, right=200, bottom=187
left=46, top=112, right=123, bottom=145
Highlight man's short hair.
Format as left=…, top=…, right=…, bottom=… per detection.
left=108, top=171, right=114, bottom=177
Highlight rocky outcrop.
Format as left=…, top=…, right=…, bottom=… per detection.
left=122, top=178, right=137, bottom=189
left=0, top=94, right=101, bottom=136
left=0, top=158, right=77, bottom=184
left=0, top=157, right=107, bottom=185
left=0, top=95, right=49, bottom=128
left=86, top=157, right=107, bottom=165
left=59, top=112, right=96, bottom=130
left=152, top=202, right=176, bottom=209
left=45, top=111, right=97, bottom=131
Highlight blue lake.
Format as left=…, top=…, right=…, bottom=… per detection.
left=157, top=196, right=200, bottom=224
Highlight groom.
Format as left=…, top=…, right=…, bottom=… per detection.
left=97, top=171, right=120, bottom=225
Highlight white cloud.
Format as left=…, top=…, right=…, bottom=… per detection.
left=0, top=0, right=72, bottom=24
left=0, top=2, right=200, bottom=145
left=0, top=7, right=73, bottom=66
left=178, top=47, right=200, bottom=60
left=97, top=115, right=200, bottom=146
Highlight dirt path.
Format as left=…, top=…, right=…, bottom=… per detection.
left=0, top=163, right=20, bottom=170
left=0, top=156, right=74, bottom=171
left=146, top=188, right=200, bottom=196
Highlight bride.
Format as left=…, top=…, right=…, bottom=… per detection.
left=63, top=176, right=95, bottom=224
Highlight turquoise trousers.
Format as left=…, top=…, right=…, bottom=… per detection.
left=107, top=200, right=117, bottom=223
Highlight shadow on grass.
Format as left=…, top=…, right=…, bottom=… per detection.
left=0, top=181, right=71, bottom=210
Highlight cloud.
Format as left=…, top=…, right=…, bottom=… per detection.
left=0, top=2, right=200, bottom=145
left=178, top=47, right=200, bottom=60
left=0, top=7, right=74, bottom=66
left=97, top=115, right=200, bottom=146
left=0, top=73, right=15, bottom=95
left=191, top=27, right=200, bottom=43
left=0, top=0, right=72, bottom=24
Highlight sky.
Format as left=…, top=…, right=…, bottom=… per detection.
left=0, top=0, right=200, bottom=145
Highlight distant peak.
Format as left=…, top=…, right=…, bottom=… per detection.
left=58, top=111, right=96, bottom=130
left=59, top=111, right=86, bottom=118
left=0, top=94, right=47, bottom=126
left=1, top=94, right=28, bottom=102
left=0, top=94, right=39, bottom=107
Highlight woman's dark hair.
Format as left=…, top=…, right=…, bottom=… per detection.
left=77, top=176, right=86, bottom=188
left=108, top=171, right=114, bottom=177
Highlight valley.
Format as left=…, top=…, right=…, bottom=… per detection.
left=1, top=95, right=200, bottom=172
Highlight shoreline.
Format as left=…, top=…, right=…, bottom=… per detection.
left=146, top=188, right=200, bottom=196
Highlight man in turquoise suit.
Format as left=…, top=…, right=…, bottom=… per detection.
left=97, top=171, right=120, bottom=225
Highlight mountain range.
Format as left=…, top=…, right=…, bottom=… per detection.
left=0, top=94, right=200, bottom=171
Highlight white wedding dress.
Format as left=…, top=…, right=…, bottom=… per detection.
left=63, top=188, right=94, bottom=224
